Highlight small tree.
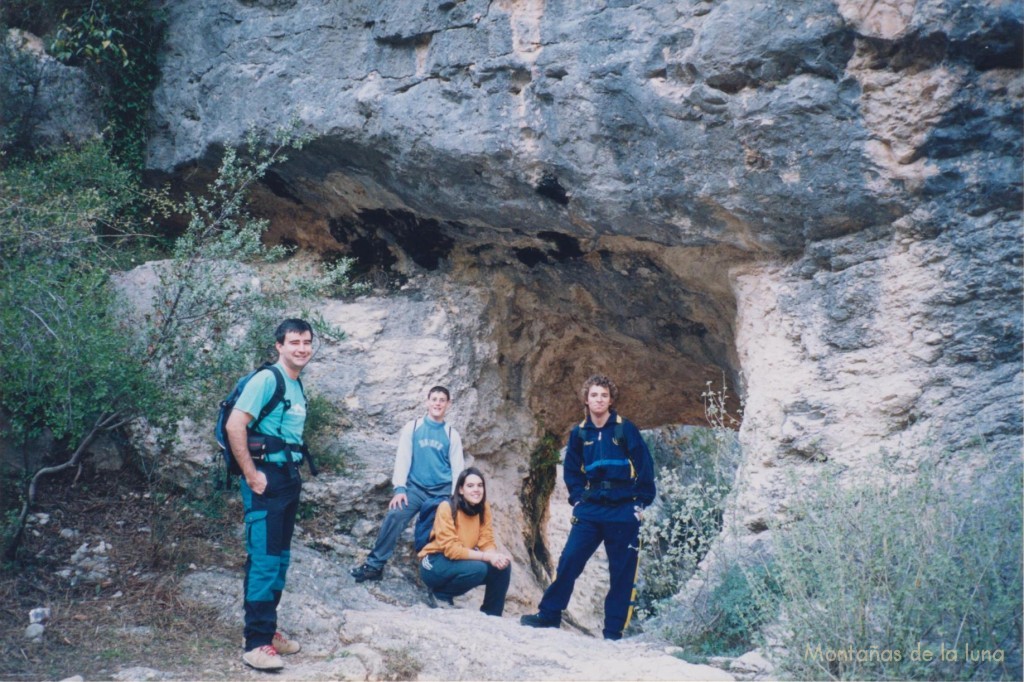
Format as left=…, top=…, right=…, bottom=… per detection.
left=0, top=140, right=152, bottom=555
left=0, top=127, right=359, bottom=558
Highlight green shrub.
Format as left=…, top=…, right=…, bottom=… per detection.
left=302, top=392, right=349, bottom=473
left=636, top=459, right=733, bottom=619
left=678, top=562, right=782, bottom=662
left=521, top=431, right=563, bottom=573
left=380, top=646, right=423, bottom=681
left=0, top=139, right=138, bottom=259
left=49, top=0, right=164, bottom=169
left=764, top=457, right=1023, bottom=680
left=0, top=126, right=357, bottom=558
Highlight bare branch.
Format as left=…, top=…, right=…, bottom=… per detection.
left=5, top=410, right=120, bottom=559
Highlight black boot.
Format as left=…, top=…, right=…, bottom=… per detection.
left=350, top=563, right=383, bottom=582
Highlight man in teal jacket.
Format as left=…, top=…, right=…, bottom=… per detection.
left=226, top=319, right=313, bottom=671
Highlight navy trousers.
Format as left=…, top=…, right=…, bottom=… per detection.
left=420, top=553, right=511, bottom=616
left=365, top=483, right=434, bottom=569
left=538, top=514, right=641, bottom=639
left=240, top=463, right=301, bottom=651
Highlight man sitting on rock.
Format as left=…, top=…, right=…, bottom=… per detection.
left=351, top=385, right=465, bottom=582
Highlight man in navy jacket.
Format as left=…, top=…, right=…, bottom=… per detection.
left=521, top=374, right=656, bottom=640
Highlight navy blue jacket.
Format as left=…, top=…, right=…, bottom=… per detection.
left=564, top=410, right=656, bottom=522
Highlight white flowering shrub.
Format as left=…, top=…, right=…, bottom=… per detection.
left=635, top=380, right=741, bottom=621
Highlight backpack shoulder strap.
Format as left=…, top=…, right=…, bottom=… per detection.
left=613, top=415, right=636, bottom=479
left=251, top=363, right=286, bottom=430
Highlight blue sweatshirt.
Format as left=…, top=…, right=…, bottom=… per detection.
left=392, top=416, right=465, bottom=496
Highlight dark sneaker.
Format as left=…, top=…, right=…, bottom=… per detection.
left=350, top=563, right=383, bottom=582
left=520, top=612, right=560, bottom=629
left=427, top=591, right=455, bottom=609
left=242, top=644, right=284, bottom=670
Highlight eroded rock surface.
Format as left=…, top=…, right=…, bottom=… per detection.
left=1, top=28, right=104, bottom=150
left=143, top=0, right=1022, bottom=650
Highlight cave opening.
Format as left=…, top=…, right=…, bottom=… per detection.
left=247, top=167, right=746, bottom=581
left=471, top=248, right=743, bottom=580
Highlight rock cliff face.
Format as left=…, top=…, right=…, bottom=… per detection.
left=1, top=28, right=103, bottom=151
left=146, top=0, right=1022, bottom=633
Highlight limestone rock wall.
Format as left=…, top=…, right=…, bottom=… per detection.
left=144, top=0, right=1022, bottom=634
left=1, top=28, right=104, bottom=151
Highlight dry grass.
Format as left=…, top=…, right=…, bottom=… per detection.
left=0, top=466, right=246, bottom=681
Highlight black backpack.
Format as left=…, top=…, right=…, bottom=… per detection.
left=214, top=363, right=315, bottom=485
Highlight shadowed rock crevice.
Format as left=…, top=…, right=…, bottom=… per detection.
left=333, top=208, right=455, bottom=271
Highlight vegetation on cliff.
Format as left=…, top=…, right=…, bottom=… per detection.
left=3, top=0, right=162, bottom=168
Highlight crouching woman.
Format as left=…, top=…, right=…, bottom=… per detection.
left=418, top=467, right=511, bottom=615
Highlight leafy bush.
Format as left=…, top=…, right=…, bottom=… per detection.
left=763, top=457, right=1023, bottom=680
left=0, top=142, right=159, bottom=556
left=0, top=260, right=159, bottom=445
left=49, top=0, right=164, bottom=169
left=521, top=432, right=563, bottom=573
left=635, top=379, right=741, bottom=621
left=0, top=139, right=138, bottom=259
left=302, top=392, right=350, bottom=473
left=678, top=562, right=782, bottom=662
left=636, top=459, right=733, bottom=619
left=0, top=142, right=154, bottom=446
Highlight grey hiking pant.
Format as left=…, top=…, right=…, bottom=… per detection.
left=365, top=482, right=435, bottom=569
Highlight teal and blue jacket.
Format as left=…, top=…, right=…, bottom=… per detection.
left=564, top=410, right=656, bottom=522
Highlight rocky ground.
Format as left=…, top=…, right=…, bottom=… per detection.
left=2, top=468, right=741, bottom=682
left=175, top=541, right=734, bottom=681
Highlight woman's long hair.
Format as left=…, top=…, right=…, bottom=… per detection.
left=450, top=466, right=487, bottom=525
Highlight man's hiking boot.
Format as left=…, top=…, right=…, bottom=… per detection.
left=426, top=591, right=455, bottom=609
left=520, top=612, right=560, bottom=629
left=272, top=632, right=301, bottom=655
left=242, top=644, right=284, bottom=671
left=350, top=563, right=383, bottom=583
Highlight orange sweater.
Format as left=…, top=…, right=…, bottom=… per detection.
left=417, top=501, right=496, bottom=560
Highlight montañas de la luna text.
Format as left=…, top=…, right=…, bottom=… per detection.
left=805, top=643, right=1005, bottom=664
